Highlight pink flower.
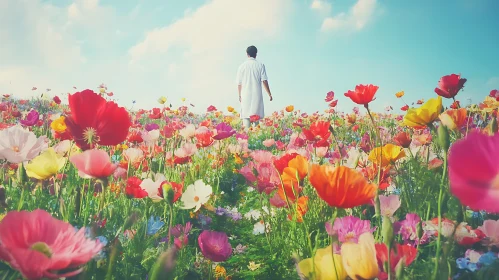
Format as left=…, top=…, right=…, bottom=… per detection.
left=262, top=139, right=275, bottom=147
left=198, top=230, right=232, bottom=262
left=379, top=195, right=401, bottom=217
left=212, top=123, right=235, bottom=140
left=324, top=91, right=335, bottom=102
left=69, top=149, right=118, bottom=179
left=0, top=125, right=48, bottom=164
left=448, top=131, right=499, bottom=213
left=394, top=213, right=421, bottom=244
left=0, top=209, right=102, bottom=279
left=326, top=216, right=374, bottom=243
left=478, top=219, right=499, bottom=247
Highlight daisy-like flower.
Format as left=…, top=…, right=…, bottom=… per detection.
left=180, top=180, right=212, bottom=212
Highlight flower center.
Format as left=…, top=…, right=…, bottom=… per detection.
left=11, top=146, right=19, bottom=152
left=83, top=127, right=100, bottom=147
left=193, top=196, right=199, bottom=202
left=31, top=242, right=53, bottom=258
left=344, top=232, right=356, bottom=242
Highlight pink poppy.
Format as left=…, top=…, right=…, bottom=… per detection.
left=70, top=149, right=118, bottom=179
left=0, top=209, right=102, bottom=279
left=379, top=194, right=401, bottom=218
left=448, top=131, right=499, bottom=213
left=478, top=219, right=499, bottom=247
left=198, top=230, right=232, bottom=262
left=325, top=216, right=374, bottom=243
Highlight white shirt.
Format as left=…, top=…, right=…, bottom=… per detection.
left=236, top=57, right=268, bottom=119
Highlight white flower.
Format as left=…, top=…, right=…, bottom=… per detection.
left=244, top=209, right=261, bottom=220
left=141, top=129, right=160, bottom=146
left=0, top=125, right=48, bottom=163
left=179, top=124, right=196, bottom=139
left=180, top=180, right=212, bottom=212
left=252, top=221, right=270, bottom=235
left=141, top=173, right=167, bottom=201
left=123, top=148, right=144, bottom=164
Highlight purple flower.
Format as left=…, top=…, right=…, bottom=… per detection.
left=198, top=214, right=212, bottom=229
left=170, top=222, right=192, bottom=238
left=327, top=216, right=374, bottom=243
left=145, top=123, right=160, bottom=131
left=213, top=123, right=236, bottom=140
left=394, top=213, right=421, bottom=244
left=230, top=212, right=242, bottom=221
left=198, top=230, right=232, bottom=262
left=20, top=110, right=39, bottom=126
left=215, top=207, right=227, bottom=216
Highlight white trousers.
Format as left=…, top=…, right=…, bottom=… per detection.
left=242, top=118, right=250, bottom=128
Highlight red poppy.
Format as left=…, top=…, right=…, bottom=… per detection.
left=302, top=121, right=331, bottom=147
left=325, top=91, right=335, bottom=102
left=249, top=115, right=260, bottom=122
left=125, top=177, right=148, bottom=198
left=401, top=105, right=409, bottom=111
left=53, top=96, right=61, bottom=104
left=450, top=100, right=460, bottom=109
left=127, top=130, right=143, bottom=144
left=207, top=105, right=217, bottom=112
left=149, top=108, right=162, bottom=119
left=490, top=89, right=499, bottom=101
left=344, top=84, right=379, bottom=107
left=434, top=74, right=467, bottom=99
left=393, top=131, right=412, bottom=148
left=273, top=153, right=300, bottom=174
left=63, top=90, right=131, bottom=150
left=375, top=243, right=417, bottom=278
left=329, top=100, right=338, bottom=108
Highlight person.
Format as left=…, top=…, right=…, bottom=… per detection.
left=236, top=45, right=273, bottom=129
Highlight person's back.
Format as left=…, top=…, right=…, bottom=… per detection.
left=236, top=46, right=273, bottom=129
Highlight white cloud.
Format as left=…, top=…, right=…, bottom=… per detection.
left=311, top=0, right=331, bottom=14
left=321, top=0, right=377, bottom=32
left=128, top=0, right=292, bottom=111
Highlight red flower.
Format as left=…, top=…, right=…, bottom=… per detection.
left=434, top=74, right=467, bottom=99
left=375, top=243, right=417, bottom=277
left=401, top=105, right=409, bottom=111
left=454, top=222, right=486, bottom=246
left=393, top=131, right=412, bottom=148
left=0, top=210, right=102, bottom=279
left=125, top=177, right=148, bottom=198
left=149, top=108, right=162, bottom=119
left=329, top=100, right=338, bottom=108
left=207, top=105, right=217, bottom=112
left=249, top=115, right=260, bottom=122
left=159, top=181, right=183, bottom=203
left=127, top=130, right=143, bottom=144
left=344, top=84, right=379, bottom=107
left=273, top=153, right=300, bottom=174
left=450, top=100, right=460, bottom=109
left=301, top=121, right=331, bottom=147
left=64, top=89, right=131, bottom=150
left=489, top=89, right=499, bottom=101
left=53, top=96, right=61, bottom=104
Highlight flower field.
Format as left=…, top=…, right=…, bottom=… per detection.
left=0, top=75, right=499, bottom=280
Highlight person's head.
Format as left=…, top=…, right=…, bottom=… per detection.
left=246, top=46, right=257, bottom=58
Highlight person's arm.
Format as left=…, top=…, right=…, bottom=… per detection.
left=263, top=80, right=272, bottom=101
left=238, top=85, right=242, bottom=102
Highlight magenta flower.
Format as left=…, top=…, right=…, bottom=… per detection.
left=449, top=131, right=499, bottom=213
left=394, top=213, right=422, bottom=244
left=198, top=230, right=232, bottom=262
left=171, top=222, right=192, bottom=250
left=20, top=110, right=39, bottom=126
left=0, top=209, right=103, bottom=279
left=212, top=123, right=235, bottom=140
left=145, top=123, right=160, bottom=131
left=326, top=216, right=374, bottom=243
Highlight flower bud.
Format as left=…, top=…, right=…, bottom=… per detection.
left=437, top=124, right=450, bottom=152
left=382, top=216, right=394, bottom=247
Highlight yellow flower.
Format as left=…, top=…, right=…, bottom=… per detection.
left=285, top=105, right=294, bottom=112
left=234, top=154, right=243, bottom=165
left=227, top=106, right=234, bottom=112
left=395, top=91, right=405, bottom=98
left=214, top=265, right=227, bottom=277
left=181, top=98, right=186, bottom=102
left=481, top=96, right=499, bottom=113
left=25, top=148, right=67, bottom=180
left=51, top=116, right=67, bottom=133
left=298, top=245, right=346, bottom=280
left=368, top=144, right=406, bottom=167
left=403, top=96, right=442, bottom=128
left=247, top=261, right=261, bottom=271
left=341, top=232, right=379, bottom=280
left=158, top=96, right=167, bottom=104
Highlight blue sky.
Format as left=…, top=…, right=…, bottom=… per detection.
left=1, top=0, right=498, bottom=115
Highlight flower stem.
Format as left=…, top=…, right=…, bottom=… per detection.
left=432, top=151, right=448, bottom=280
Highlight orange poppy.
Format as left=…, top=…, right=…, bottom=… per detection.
left=309, top=165, right=377, bottom=208
left=288, top=196, right=308, bottom=222
left=285, top=105, right=294, bottom=112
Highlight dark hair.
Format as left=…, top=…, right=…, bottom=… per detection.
left=246, top=46, right=257, bottom=58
